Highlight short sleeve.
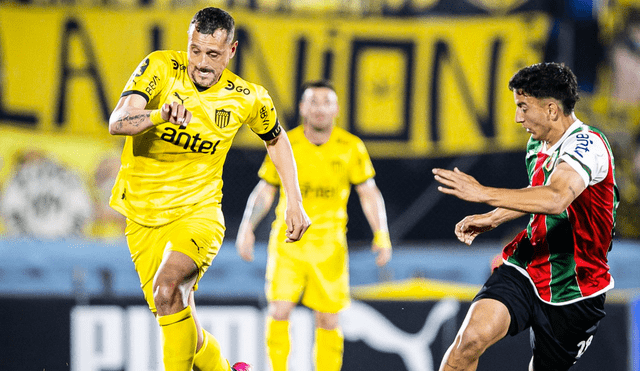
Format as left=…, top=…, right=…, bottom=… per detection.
left=558, top=132, right=609, bottom=187
left=121, top=51, right=169, bottom=103
left=257, top=154, right=281, bottom=186
left=246, top=86, right=280, bottom=140
left=348, top=138, right=376, bottom=185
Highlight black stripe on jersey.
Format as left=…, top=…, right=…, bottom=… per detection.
left=121, top=90, right=150, bottom=103
left=255, top=119, right=282, bottom=141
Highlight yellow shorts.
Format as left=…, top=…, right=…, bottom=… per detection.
left=125, top=204, right=225, bottom=312
left=266, top=235, right=350, bottom=314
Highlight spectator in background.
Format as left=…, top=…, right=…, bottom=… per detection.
left=0, top=149, right=92, bottom=239
left=610, top=9, right=640, bottom=104
left=236, top=80, right=392, bottom=371
left=87, top=154, right=125, bottom=239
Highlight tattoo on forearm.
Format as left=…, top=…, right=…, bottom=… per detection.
left=569, top=185, right=577, bottom=199
left=445, top=362, right=460, bottom=370
left=115, top=112, right=149, bottom=130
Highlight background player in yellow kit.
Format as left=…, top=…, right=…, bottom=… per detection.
left=108, top=7, right=310, bottom=371
left=235, top=80, right=392, bottom=371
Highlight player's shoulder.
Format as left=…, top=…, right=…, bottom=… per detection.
left=563, top=121, right=608, bottom=145
left=561, top=121, right=610, bottom=157
left=332, top=126, right=365, bottom=146
left=222, top=69, right=270, bottom=98
left=286, top=125, right=306, bottom=141
left=146, top=50, right=186, bottom=66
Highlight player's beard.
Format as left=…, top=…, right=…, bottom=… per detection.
left=190, top=67, right=218, bottom=89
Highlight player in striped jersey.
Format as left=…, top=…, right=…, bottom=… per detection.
left=433, top=62, right=618, bottom=371
left=235, top=80, right=392, bottom=371
left=108, top=7, right=310, bottom=371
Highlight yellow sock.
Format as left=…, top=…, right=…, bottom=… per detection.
left=157, top=306, right=198, bottom=371
left=265, top=317, right=290, bottom=371
left=314, top=327, right=344, bottom=371
left=193, top=329, right=231, bottom=371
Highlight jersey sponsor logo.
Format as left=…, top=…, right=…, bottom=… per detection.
left=160, top=127, right=221, bottom=154
left=171, top=59, right=187, bottom=72
left=300, top=182, right=337, bottom=199
left=573, top=133, right=593, bottom=159
left=259, top=105, right=270, bottom=129
left=224, top=80, right=251, bottom=95
left=145, top=75, right=160, bottom=97
left=215, top=109, right=231, bottom=128
left=173, top=92, right=189, bottom=105
left=133, top=58, right=149, bottom=78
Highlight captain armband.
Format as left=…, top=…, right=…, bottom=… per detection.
left=373, top=231, right=392, bottom=250
left=255, top=119, right=282, bottom=141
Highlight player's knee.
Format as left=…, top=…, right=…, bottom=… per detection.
left=315, top=312, right=340, bottom=330
left=451, top=327, right=490, bottom=361
left=270, top=308, right=292, bottom=321
left=269, top=303, right=294, bottom=321
left=153, top=279, right=187, bottom=313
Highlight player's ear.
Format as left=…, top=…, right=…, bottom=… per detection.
left=547, top=101, right=560, bottom=120
left=229, top=41, right=238, bottom=58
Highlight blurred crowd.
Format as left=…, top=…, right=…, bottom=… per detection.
left=0, top=0, right=639, bottom=239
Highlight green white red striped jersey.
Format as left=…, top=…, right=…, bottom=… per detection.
left=502, top=120, right=619, bottom=305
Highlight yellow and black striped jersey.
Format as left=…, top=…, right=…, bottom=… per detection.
left=260, top=125, right=375, bottom=240
left=110, top=50, right=280, bottom=226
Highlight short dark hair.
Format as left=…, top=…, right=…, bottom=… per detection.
left=190, top=7, right=235, bottom=44
left=300, top=80, right=336, bottom=100
left=508, top=62, right=579, bottom=115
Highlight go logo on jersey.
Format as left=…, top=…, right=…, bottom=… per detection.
left=225, top=80, right=251, bottom=95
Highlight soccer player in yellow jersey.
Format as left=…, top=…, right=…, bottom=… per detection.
left=107, top=8, right=310, bottom=371
left=235, top=80, right=392, bottom=371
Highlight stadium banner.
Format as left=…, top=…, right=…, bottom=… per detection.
left=0, top=296, right=629, bottom=371
left=0, top=6, right=549, bottom=158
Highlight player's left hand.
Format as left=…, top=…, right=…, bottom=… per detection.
left=284, top=200, right=311, bottom=242
left=372, top=245, right=392, bottom=267
left=372, top=231, right=392, bottom=267
left=432, top=167, right=487, bottom=203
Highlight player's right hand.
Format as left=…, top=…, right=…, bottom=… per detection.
left=160, top=102, right=192, bottom=128
left=455, top=214, right=495, bottom=245
left=284, top=201, right=311, bottom=243
left=235, top=225, right=255, bottom=262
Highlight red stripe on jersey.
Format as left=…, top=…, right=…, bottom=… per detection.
left=567, top=132, right=615, bottom=296
left=525, top=152, right=553, bottom=301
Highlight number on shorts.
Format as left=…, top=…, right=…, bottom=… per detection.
left=576, top=335, right=594, bottom=359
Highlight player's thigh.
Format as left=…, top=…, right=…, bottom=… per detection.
left=266, top=246, right=306, bottom=303
left=457, top=298, right=511, bottom=348
left=125, top=205, right=225, bottom=312
left=531, top=294, right=606, bottom=370
left=162, top=205, right=225, bottom=284
left=302, top=239, right=349, bottom=314
left=126, top=219, right=166, bottom=312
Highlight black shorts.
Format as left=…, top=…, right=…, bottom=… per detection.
left=474, top=264, right=606, bottom=371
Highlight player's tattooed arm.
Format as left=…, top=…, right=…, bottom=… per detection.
left=113, top=111, right=149, bottom=131
left=109, top=109, right=156, bottom=136
left=109, top=94, right=156, bottom=136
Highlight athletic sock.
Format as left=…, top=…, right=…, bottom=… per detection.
left=314, top=327, right=344, bottom=371
left=157, top=306, right=198, bottom=371
left=265, top=317, right=290, bottom=371
left=193, top=329, right=231, bottom=371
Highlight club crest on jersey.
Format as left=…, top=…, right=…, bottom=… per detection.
left=215, top=109, right=231, bottom=128
left=544, top=151, right=558, bottom=171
